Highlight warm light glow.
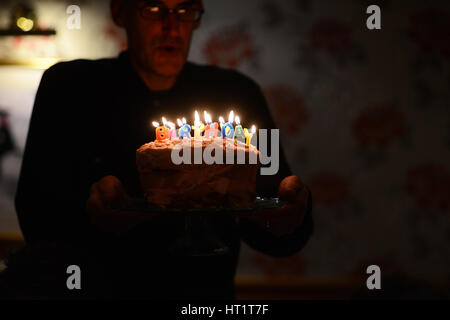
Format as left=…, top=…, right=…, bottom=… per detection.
left=228, top=111, right=234, bottom=123
left=194, top=110, right=201, bottom=126
left=17, top=17, right=34, bottom=32
left=251, top=125, right=256, bottom=134
left=167, top=121, right=175, bottom=129
left=22, top=57, right=59, bottom=70
left=219, top=116, right=225, bottom=124
left=235, top=116, right=241, bottom=125
left=204, top=112, right=212, bottom=124
left=182, top=117, right=187, bottom=124
left=177, top=118, right=183, bottom=127
left=162, top=117, right=167, bottom=126
left=204, top=111, right=208, bottom=123
left=152, top=121, right=160, bottom=127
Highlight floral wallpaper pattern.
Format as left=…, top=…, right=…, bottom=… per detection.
left=194, top=0, right=450, bottom=283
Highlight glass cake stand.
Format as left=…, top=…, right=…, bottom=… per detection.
left=123, top=197, right=285, bottom=257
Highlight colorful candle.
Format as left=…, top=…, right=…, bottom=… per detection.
left=167, top=121, right=176, bottom=140
left=219, top=116, right=225, bottom=138
left=192, top=110, right=205, bottom=138
left=152, top=121, right=170, bottom=142
left=177, top=118, right=191, bottom=139
left=221, top=111, right=234, bottom=139
left=204, top=112, right=219, bottom=138
left=233, top=116, right=246, bottom=143
left=244, top=125, right=256, bottom=146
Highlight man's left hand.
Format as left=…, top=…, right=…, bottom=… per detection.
left=240, top=176, right=310, bottom=237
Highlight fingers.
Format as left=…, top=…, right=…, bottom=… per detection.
left=97, top=176, right=124, bottom=205
left=90, top=175, right=131, bottom=210
left=279, top=175, right=304, bottom=201
left=86, top=175, right=154, bottom=235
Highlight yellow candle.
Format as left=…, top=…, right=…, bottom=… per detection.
left=244, top=125, right=256, bottom=146
left=192, top=110, right=205, bottom=138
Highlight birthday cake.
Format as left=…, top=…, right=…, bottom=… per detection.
left=136, top=137, right=260, bottom=208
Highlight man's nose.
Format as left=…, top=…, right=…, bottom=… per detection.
left=161, top=11, right=180, bottom=34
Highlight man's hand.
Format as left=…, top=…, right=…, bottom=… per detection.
left=241, top=176, right=310, bottom=237
left=86, top=175, right=156, bottom=235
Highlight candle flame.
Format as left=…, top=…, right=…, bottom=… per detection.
left=228, top=110, right=234, bottom=123
left=235, top=116, right=240, bottom=125
left=251, top=125, right=256, bottom=134
left=205, top=112, right=212, bottom=124
left=194, top=110, right=200, bottom=125
left=182, top=117, right=187, bottom=124
left=204, top=111, right=209, bottom=123
left=219, top=116, right=225, bottom=124
left=152, top=121, right=160, bottom=127
left=177, top=118, right=183, bottom=127
left=162, top=117, right=167, bottom=127
left=167, top=121, right=175, bottom=129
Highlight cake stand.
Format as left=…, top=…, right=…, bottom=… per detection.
left=123, top=197, right=285, bottom=257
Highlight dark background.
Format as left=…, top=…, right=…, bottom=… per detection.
left=0, top=0, right=449, bottom=299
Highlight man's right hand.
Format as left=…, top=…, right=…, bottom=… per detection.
left=86, top=175, right=156, bottom=235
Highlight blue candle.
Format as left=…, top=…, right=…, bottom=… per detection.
left=177, top=118, right=191, bottom=139
left=221, top=111, right=234, bottom=139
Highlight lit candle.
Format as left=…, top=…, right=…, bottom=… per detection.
left=177, top=117, right=191, bottom=139
left=167, top=121, right=176, bottom=140
left=152, top=121, right=170, bottom=142
left=233, top=115, right=246, bottom=143
left=244, top=125, right=256, bottom=146
left=192, top=110, right=205, bottom=138
left=204, top=112, right=219, bottom=138
left=161, top=117, right=176, bottom=140
left=219, top=116, right=225, bottom=138
left=221, top=111, right=234, bottom=139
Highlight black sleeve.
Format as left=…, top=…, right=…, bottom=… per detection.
left=234, top=75, right=314, bottom=257
left=15, top=64, right=92, bottom=244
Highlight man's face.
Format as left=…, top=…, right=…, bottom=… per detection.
left=122, top=0, right=201, bottom=78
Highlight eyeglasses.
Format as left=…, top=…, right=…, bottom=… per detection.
left=138, top=1, right=204, bottom=22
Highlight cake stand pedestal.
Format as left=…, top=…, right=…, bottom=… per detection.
left=168, top=213, right=230, bottom=257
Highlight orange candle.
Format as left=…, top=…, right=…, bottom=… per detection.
left=152, top=121, right=170, bottom=141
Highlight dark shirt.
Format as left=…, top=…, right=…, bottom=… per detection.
left=14, top=51, right=313, bottom=299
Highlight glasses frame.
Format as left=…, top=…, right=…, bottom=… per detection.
left=138, top=1, right=205, bottom=22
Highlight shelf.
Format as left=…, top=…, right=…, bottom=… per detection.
left=0, top=29, right=56, bottom=36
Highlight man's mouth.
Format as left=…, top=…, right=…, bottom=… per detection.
left=157, top=44, right=181, bottom=54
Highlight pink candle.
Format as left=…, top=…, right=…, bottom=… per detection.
left=202, top=112, right=217, bottom=138
left=205, top=122, right=219, bottom=138
left=168, top=122, right=176, bottom=140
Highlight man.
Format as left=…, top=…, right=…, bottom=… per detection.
left=11, top=0, right=313, bottom=299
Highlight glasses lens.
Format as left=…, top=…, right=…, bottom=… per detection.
left=177, top=7, right=202, bottom=22
left=139, top=2, right=203, bottom=22
left=140, top=4, right=164, bottom=20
